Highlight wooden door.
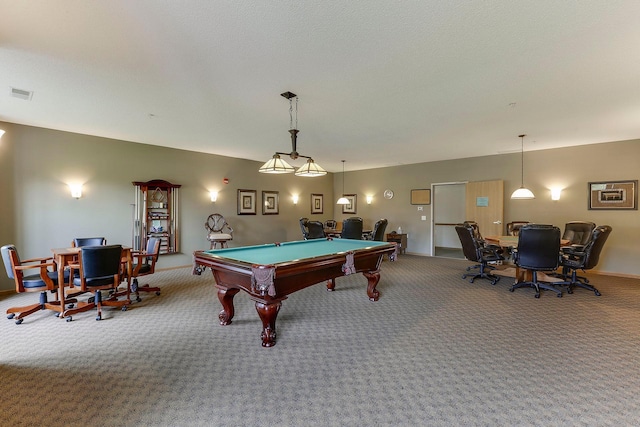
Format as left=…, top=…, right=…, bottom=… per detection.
left=465, top=180, right=504, bottom=237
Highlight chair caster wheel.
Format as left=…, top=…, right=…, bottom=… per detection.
left=67, top=303, right=75, bottom=308
left=595, top=290, right=601, bottom=296
left=66, top=316, right=73, bottom=322
left=121, top=306, right=128, bottom=312
left=96, top=315, right=102, bottom=321
left=567, top=289, right=573, bottom=294
left=136, top=297, right=142, bottom=302
left=155, top=291, right=161, bottom=296
left=55, top=312, right=60, bottom=317
left=509, top=287, right=515, bottom=292
left=15, top=318, right=24, bottom=324
left=535, top=294, right=541, bottom=298
left=557, top=293, right=563, bottom=298
left=7, top=313, right=15, bottom=319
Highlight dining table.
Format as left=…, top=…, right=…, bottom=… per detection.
left=51, top=246, right=133, bottom=318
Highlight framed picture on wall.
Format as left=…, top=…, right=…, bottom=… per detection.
left=588, top=180, right=638, bottom=210
left=410, top=189, right=431, bottom=205
left=262, top=191, right=279, bottom=215
left=237, top=189, right=257, bottom=215
left=311, top=193, right=323, bottom=214
left=342, top=194, right=357, bottom=214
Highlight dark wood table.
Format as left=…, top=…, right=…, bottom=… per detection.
left=193, top=238, right=396, bottom=347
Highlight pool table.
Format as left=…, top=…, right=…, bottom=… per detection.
left=193, top=238, right=397, bottom=347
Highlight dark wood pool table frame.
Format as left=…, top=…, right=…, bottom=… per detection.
left=193, top=241, right=396, bottom=347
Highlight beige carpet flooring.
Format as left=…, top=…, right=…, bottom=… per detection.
left=1, top=255, right=639, bottom=426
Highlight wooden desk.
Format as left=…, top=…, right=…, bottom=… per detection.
left=51, top=246, right=132, bottom=318
left=386, top=233, right=407, bottom=254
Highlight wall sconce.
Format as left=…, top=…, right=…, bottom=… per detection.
left=210, top=191, right=218, bottom=202
left=69, top=184, right=83, bottom=199
left=292, top=194, right=299, bottom=204
left=551, top=188, right=562, bottom=201
left=366, top=195, right=373, bottom=204
left=0, top=129, right=5, bottom=139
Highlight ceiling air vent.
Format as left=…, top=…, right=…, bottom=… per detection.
left=10, top=87, right=33, bottom=101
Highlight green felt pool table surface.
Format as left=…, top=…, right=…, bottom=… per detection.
left=199, top=238, right=392, bottom=265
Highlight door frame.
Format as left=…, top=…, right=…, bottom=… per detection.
left=430, top=181, right=467, bottom=256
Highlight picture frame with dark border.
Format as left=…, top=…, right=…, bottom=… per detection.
left=262, top=191, right=279, bottom=215
left=311, top=193, right=323, bottom=214
left=342, top=194, right=357, bottom=214
left=411, top=189, right=431, bottom=205
left=237, top=189, right=257, bottom=215
left=588, top=180, right=637, bottom=210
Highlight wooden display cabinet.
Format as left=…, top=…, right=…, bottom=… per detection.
left=133, top=180, right=181, bottom=255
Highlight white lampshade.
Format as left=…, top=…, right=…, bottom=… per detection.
left=295, top=158, right=327, bottom=177
left=336, top=196, right=350, bottom=205
left=258, top=154, right=295, bottom=174
left=511, top=187, right=535, bottom=199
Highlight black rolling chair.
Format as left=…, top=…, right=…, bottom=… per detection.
left=510, top=224, right=564, bottom=298
left=562, top=221, right=596, bottom=246
left=130, top=237, right=161, bottom=302
left=559, top=225, right=612, bottom=296
left=370, top=219, right=388, bottom=241
left=455, top=224, right=504, bottom=285
left=63, top=245, right=129, bottom=321
left=305, top=221, right=326, bottom=239
left=1, top=244, right=76, bottom=323
left=72, top=237, right=107, bottom=247
left=341, top=217, right=363, bottom=240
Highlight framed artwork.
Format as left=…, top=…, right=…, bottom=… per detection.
left=588, top=180, right=638, bottom=210
left=237, top=189, right=257, bottom=215
left=262, top=191, right=279, bottom=215
left=342, top=194, right=357, bottom=214
left=311, top=193, right=323, bottom=214
left=410, top=189, right=431, bottom=205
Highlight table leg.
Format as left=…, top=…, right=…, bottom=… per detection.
left=363, top=270, right=381, bottom=301
left=57, top=255, right=67, bottom=318
left=254, top=301, right=281, bottom=347
left=216, top=287, right=240, bottom=325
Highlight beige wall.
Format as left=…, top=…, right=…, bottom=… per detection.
left=1, top=121, right=638, bottom=290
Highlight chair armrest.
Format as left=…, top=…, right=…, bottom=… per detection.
left=14, top=261, right=56, bottom=271
left=19, top=256, right=54, bottom=264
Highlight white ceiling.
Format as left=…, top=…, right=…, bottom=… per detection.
left=1, top=1, right=639, bottom=172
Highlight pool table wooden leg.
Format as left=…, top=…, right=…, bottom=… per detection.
left=255, top=301, right=281, bottom=347
left=363, top=270, right=381, bottom=301
left=217, top=287, right=240, bottom=325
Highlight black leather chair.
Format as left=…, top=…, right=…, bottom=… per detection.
left=299, top=217, right=309, bottom=239
left=370, top=219, right=388, bottom=241
left=305, top=221, right=326, bottom=239
left=72, top=237, right=107, bottom=247
left=63, top=245, right=129, bottom=321
left=455, top=224, right=504, bottom=285
left=559, top=225, right=612, bottom=296
left=562, top=221, right=596, bottom=246
left=341, top=217, right=363, bottom=240
left=510, top=224, right=564, bottom=298
left=1, top=244, right=76, bottom=324
left=506, top=221, right=529, bottom=236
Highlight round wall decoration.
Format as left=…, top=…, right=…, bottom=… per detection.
left=383, top=189, right=394, bottom=199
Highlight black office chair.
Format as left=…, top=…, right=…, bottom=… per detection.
left=506, top=221, right=529, bottom=236
left=72, top=237, right=107, bottom=247
left=63, top=245, right=129, bottom=321
left=455, top=224, right=503, bottom=285
left=562, top=221, right=596, bottom=246
left=510, top=224, right=564, bottom=298
left=1, top=244, right=76, bottom=324
left=305, top=221, right=326, bottom=239
left=559, top=225, right=612, bottom=296
left=299, top=217, right=310, bottom=239
left=341, top=217, right=363, bottom=240
left=370, top=219, right=388, bottom=241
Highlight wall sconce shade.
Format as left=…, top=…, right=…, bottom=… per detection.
left=551, top=188, right=562, bottom=201
left=0, top=129, right=5, bottom=139
left=292, top=194, right=299, bottom=204
left=210, top=191, right=218, bottom=202
left=366, top=195, right=373, bottom=204
left=69, top=184, right=83, bottom=199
